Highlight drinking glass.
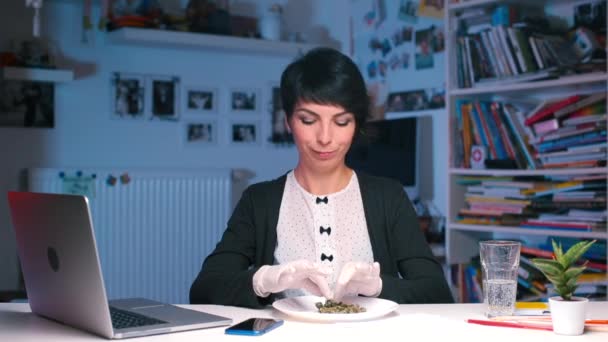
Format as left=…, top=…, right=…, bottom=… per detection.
left=479, top=240, right=521, bottom=317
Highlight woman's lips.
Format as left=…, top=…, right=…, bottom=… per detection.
left=315, top=150, right=336, bottom=160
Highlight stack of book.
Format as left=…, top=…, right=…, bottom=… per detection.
left=454, top=3, right=606, bottom=88
left=456, top=175, right=607, bottom=231
left=525, top=93, right=607, bottom=169
left=453, top=93, right=607, bottom=170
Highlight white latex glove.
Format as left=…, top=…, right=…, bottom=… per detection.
left=332, top=262, right=382, bottom=302
left=253, top=260, right=332, bottom=298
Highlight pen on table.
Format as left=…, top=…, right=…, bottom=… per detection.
left=466, top=319, right=553, bottom=331
left=491, top=316, right=608, bottom=325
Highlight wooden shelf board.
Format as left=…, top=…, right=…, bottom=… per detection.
left=106, top=27, right=319, bottom=56
left=448, top=223, right=608, bottom=239
left=0, top=66, right=74, bottom=82
left=448, top=72, right=607, bottom=97
left=448, top=167, right=608, bottom=176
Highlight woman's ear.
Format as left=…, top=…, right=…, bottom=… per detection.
left=284, top=115, right=292, bottom=133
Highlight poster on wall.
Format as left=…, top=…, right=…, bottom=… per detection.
left=351, top=0, right=445, bottom=115
left=0, top=80, right=54, bottom=127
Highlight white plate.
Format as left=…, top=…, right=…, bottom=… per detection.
left=272, top=296, right=398, bottom=322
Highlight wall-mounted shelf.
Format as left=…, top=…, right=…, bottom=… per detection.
left=106, top=27, right=320, bottom=56
left=0, top=66, right=74, bottom=82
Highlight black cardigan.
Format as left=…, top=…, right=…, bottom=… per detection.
left=190, top=172, right=454, bottom=307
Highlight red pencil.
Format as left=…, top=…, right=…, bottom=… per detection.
left=467, top=319, right=553, bottom=331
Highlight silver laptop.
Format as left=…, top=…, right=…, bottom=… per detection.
left=7, top=191, right=232, bottom=339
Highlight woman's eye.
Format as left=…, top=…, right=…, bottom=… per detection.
left=301, top=118, right=315, bottom=125
left=336, top=119, right=351, bottom=127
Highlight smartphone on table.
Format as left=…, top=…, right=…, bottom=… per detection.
left=225, top=318, right=284, bottom=336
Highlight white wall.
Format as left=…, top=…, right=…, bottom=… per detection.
left=0, top=0, right=450, bottom=292
left=0, top=0, right=351, bottom=290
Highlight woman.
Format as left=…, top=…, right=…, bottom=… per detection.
left=190, top=48, right=453, bottom=308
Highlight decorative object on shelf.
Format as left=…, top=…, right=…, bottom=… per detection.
left=25, top=0, right=43, bottom=37
left=106, top=0, right=163, bottom=30
left=0, top=79, right=54, bottom=128
left=186, top=0, right=231, bottom=35
left=14, top=39, right=56, bottom=69
left=470, top=145, right=487, bottom=169
left=259, top=3, right=282, bottom=41
left=531, top=239, right=597, bottom=335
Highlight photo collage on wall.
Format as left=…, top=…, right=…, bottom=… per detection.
left=351, top=0, right=446, bottom=115
left=111, top=72, right=289, bottom=147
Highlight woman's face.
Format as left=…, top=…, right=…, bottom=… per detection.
left=288, top=101, right=356, bottom=173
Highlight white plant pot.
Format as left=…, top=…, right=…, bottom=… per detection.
left=549, top=296, right=589, bottom=335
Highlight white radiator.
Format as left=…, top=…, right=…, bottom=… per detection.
left=28, top=167, right=232, bottom=304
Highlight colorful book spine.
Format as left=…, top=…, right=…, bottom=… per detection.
left=525, top=95, right=582, bottom=126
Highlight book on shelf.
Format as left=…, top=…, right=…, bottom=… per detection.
left=453, top=1, right=607, bottom=89
left=524, top=95, right=583, bottom=126
left=455, top=175, right=607, bottom=231
left=478, top=96, right=605, bottom=167
left=563, top=113, right=607, bottom=126
left=553, top=92, right=607, bottom=118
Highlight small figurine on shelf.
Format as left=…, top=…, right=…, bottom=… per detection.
left=186, top=0, right=231, bottom=35
left=106, top=0, right=163, bottom=30
left=259, top=3, right=283, bottom=41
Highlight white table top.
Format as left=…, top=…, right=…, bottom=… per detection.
left=1, top=302, right=607, bottom=341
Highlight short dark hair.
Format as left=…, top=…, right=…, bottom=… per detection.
left=280, top=47, right=370, bottom=134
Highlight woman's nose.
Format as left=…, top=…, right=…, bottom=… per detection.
left=316, top=124, right=332, bottom=145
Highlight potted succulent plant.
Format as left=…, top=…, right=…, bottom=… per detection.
left=531, top=239, right=596, bottom=336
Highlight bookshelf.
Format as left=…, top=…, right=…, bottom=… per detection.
left=445, top=0, right=607, bottom=302
left=105, top=27, right=319, bottom=56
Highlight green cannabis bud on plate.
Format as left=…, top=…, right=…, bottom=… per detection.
left=315, top=300, right=366, bottom=314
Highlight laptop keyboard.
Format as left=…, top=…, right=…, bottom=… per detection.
left=110, top=306, right=167, bottom=330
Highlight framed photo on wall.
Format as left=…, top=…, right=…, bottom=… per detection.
left=148, top=75, right=180, bottom=121
left=0, top=80, right=54, bottom=127
left=111, top=72, right=145, bottom=119
left=183, top=120, right=218, bottom=146
left=229, top=87, right=259, bottom=114
left=230, top=121, right=261, bottom=145
left=268, top=84, right=293, bottom=145
left=184, top=86, right=218, bottom=114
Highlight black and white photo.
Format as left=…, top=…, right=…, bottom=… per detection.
left=230, top=88, right=259, bottom=113
left=150, top=76, right=179, bottom=120
left=269, top=85, right=293, bottom=145
left=231, top=121, right=260, bottom=144
left=111, top=73, right=144, bottom=119
left=184, top=120, right=217, bottom=146
left=184, top=86, right=217, bottom=114
left=0, top=80, right=54, bottom=127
